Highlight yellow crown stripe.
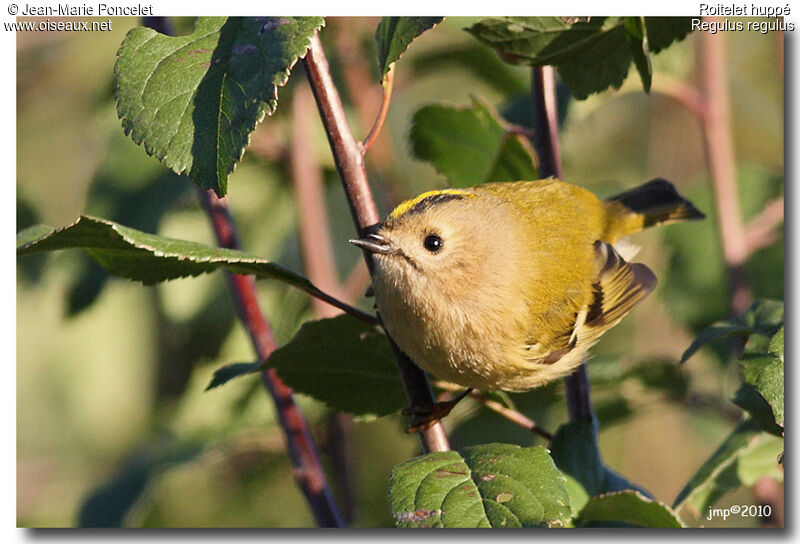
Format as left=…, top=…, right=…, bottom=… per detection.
left=389, top=189, right=476, bottom=220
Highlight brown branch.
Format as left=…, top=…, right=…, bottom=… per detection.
left=361, top=65, right=394, bottom=154
left=697, top=20, right=752, bottom=314
left=302, top=35, right=380, bottom=241
left=303, top=32, right=450, bottom=454
left=198, top=191, right=344, bottom=528
left=531, top=66, right=594, bottom=422
left=330, top=18, right=398, bottom=177
left=290, top=83, right=342, bottom=313
left=290, top=83, right=357, bottom=522
left=141, top=16, right=343, bottom=528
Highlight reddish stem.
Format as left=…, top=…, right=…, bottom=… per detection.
left=531, top=66, right=564, bottom=179
left=341, top=260, right=371, bottom=305
left=290, top=83, right=356, bottom=522
left=290, top=83, right=344, bottom=314
left=303, top=32, right=450, bottom=454
left=361, top=66, right=394, bottom=155
left=744, top=197, right=784, bottom=255
left=141, top=16, right=343, bottom=527
left=302, top=34, right=380, bottom=241
left=697, top=20, right=752, bottom=314
left=654, top=76, right=707, bottom=119
left=330, top=18, right=398, bottom=180
left=199, top=189, right=344, bottom=527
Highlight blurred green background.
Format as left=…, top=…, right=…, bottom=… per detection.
left=17, top=17, right=783, bottom=527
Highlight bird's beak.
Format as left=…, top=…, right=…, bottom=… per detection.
left=349, top=233, right=396, bottom=255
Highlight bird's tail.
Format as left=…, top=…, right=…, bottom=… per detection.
left=603, top=178, right=704, bottom=242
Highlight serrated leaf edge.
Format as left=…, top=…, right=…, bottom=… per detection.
left=114, top=17, right=325, bottom=195
left=377, top=16, right=444, bottom=77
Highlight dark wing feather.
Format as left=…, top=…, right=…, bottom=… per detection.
left=575, top=241, right=656, bottom=346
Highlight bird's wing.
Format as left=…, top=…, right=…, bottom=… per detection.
left=572, top=241, right=657, bottom=347
left=526, top=241, right=656, bottom=366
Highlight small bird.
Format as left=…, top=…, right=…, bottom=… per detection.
left=351, top=178, right=703, bottom=395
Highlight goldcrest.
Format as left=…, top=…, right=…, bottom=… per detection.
left=351, top=178, right=703, bottom=392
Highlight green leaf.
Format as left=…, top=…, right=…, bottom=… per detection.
left=769, top=326, right=784, bottom=361
left=410, top=97, right=537, bottom=187
left=680, top=299, right=784, bottom=363
left=645, top=17, right=695, bottom=52
left=17, top=215, right=315, bottom=289
left=465, top=17, right=693, bottom=99
left=115, top=16, right=324, bottom=196
left=389, top=444, right=571, bottom=528
left=673, top=418, right=783, bottom=512
left=261, top=315, right=405, bottom=417
left=731, top=382, right=781, bottom=435
left=78, top=436, right=202, bottom=527
left=16, top=223, right=55, bottom=248
left=761, top=327, right=784, bottom=427
left=375, top=17, right=443, bottom=78
left=561, top=474, right=590, bottom=515
left=736, top=432, right=784, bottom=486
left=624, top=17, right=652, bottom=93
left=577, top=491, right=684, bottom=528
left=549, top=417, right=649, bottom=502
left=465, top=16, right=573, bottom=65
left=205, top=361, right=263, bottom=390
left=732, top=326, right=784, bottom=434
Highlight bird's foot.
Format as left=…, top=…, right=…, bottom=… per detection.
left=402, top=388, right=473, bottom=433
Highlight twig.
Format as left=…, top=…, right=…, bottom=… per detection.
left=531, top=66, right=564, bottom=179
left=290, top=83, right=356, bottom=523
left=198, top=191, right=344, bottom=528
left=744, top=197, right=784, bottom=256
left=698, top=26, right=783, bottom=524
left=652, top=76, right=707, bottom=119
left=341, top=260, right=371, bottom=305
left=361, top=65, right=394, bottom=154
left=435, top=382, right=553, bottom=441
left=530, top=66, right=595, bottom=422
left=303, top=32, right=450, bottom=454
left=697, top=20, right=752, bottom=314
left=301, top=285, right=379, bottom=325
left=141, top=16, right=343, bottom=528
left=506, top=124, right=535, bottom=139
left=290, top=83, right=342, bottom=312
left=475, top=393, right=554, bottom=441
left=330, top=18, right=397, bottom=177
left=302, top=36, right=380, bottom=242
left=288, top=84, right=375, bottom=322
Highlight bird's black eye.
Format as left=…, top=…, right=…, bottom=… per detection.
left=423, top=233, right=444, bottom=253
